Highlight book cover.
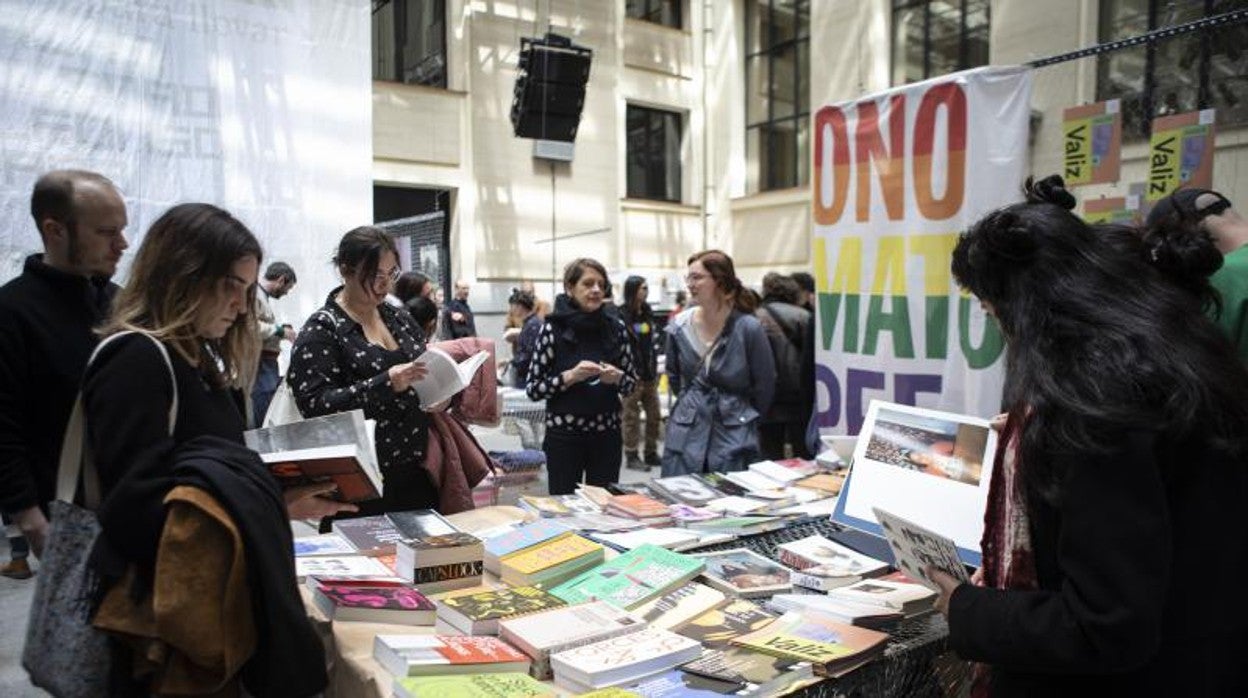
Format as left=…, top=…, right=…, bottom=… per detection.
left=730, top=611, right=888, bottom=672
left=872, top=506, right=969, bottom=590
left=244, top=408, right=380, bottom=487
left=631, top=582, right=727, bottom=630
left=792, top=472, right=845, bottom=496
left=650, top=475, right=722, bottom=507
left=724, top=470, right=787, bottom=493
left=550, top=544, right=706, bottom=610
left=549, top=628, right=703, bottom=689
left=393, top=673, right=555, bottom=698
left=482, top=519, right=572, bottom=574
left=518, top=495, right=571, bottom=517
left=667, top=504, right=720, bottom=525
left=704, top=496, right=770, bottom=516
left=556, top=494, right=602, bottom=514
left=776, top=535, right=888, bottom=576
left=621, top=668, right=743, bottom=696
left=437, top=585, right=566, bottom=631
left=746, top=460, right=805, bottom=484
left=576, top=484, right=616, bottom=508
left=828, top=578, right=936, bottom=614
left=333, top=515, right=403, bottom=555
left=497, top=600, right=647, bottom=664
left=295, top=554, right=395, bottom=581
left=765, top=594, right=903, bottom=628
left=673, top=598, right=776, bottom=649
left=680, top=647, right=814, bottom=694
left=593, top=528, right=703, bottom=552
left=387, top=509, right=462, bottom=541
left=373, top=634, right=530, bottom=677
left=293, top=532, right=356, bottom=557
left=412, top=347, right=490, bottom=406
left=605, top=493, right=671, bottom=519
left=694, top=549, right=792, bottom=598
left=262, top=444, right=380, bottom=502
left=500, top=534, right=603, bottom=575
left=313, top=584, right=435, bottom=624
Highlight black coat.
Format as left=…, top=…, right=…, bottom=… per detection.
left=948, top=429, right=1248, bottom=696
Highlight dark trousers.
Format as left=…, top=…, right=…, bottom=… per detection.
left=759, top=419, right=814, bottom=460
left=544, top=427, right=622, bottom=495
left=2, top=513, right=28, bottom=559
left=251, top=354, right=281, bottom=428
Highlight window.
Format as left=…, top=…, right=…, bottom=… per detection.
left=627, top=105, right=683, bottom=202
left=372, top=0, right=447, bottom=88
left=626, top=0, right=682, bottom=29
left=746, top=0, right=810, bottom=193
left=891, top=0, right=990, bottom=86
left=1097, top=0, right=1248, bottom=139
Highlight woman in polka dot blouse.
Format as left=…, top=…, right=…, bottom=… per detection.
left=288, top=227, right=440, bottom=518
left=525, top=258, right=637, bottom=494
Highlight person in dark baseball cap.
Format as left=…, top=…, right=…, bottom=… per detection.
left=1146, top=187, right=1247, bottom=360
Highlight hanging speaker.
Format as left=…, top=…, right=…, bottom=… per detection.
left=511, top=33, right=593, bottom=142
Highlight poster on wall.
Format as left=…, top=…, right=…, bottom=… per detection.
left=1146, top=109, right=1216, bottom=202
left=0, top=0, right=373, bottom=320
left=809, top=66, right=1032, bottom=436
left=1083, top=194, right=1140, bottom=225
left=1061, top=100, right=1122, bottom=186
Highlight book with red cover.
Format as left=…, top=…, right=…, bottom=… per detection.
left=262, top=444, right=380, bottom=502
left=606, top=493, right=671, bottom=521
left=311, top=583, right=436, bottom=625
left=373, top=634, right=531, bottom=677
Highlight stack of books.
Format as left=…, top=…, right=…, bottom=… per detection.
left=435, top=585, right=567, bottom=636
left=372, top=633, right=531, bottom=678
left=498, top=601, right=648, bottom=679
left=549, top=627, right=703, bottom=693
left=391, top=510, right=484, bottom=594
left=604, top=493, right=673, bottom=526
left=550, top=544, right=706, bottom=611
left=481, top=519, right=572, bottom=576
left=497, top=533, right=604, bottom=587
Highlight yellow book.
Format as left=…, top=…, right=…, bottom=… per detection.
left=500, top=534, right=602, bottom=575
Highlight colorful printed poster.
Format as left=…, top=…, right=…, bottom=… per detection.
left=1146, top=109, right=1216, bottom=201
left=1083, top=195, right=1140, bottom=225
left=810, top=66, right=1031, bottom=434
left=1062, top=100, right=1122, bottom=185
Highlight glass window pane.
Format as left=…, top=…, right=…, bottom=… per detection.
left=926, top=1, right=961, bottom=77
left=797, top=39, right=809, bottom=114
left=662, top=112, right=682, bottom=201
left=772, top=43, right=797, bottom=120
left=764, top=121, right=798, bottom=190
left=1153, top=33, right=1202, bottom=117
left=1209, top=21, right=1248, bottom=128
left=747, top=54, right=771, bottom=125
left=892, top=6, right=927, bottom=85
left=795, top=117, right=810, bottom=188
left=767, top=2, right=797, bottom=47
left=1098, top=0, right=1149, bottom=42
left=746, top=127, right=762, bottom=194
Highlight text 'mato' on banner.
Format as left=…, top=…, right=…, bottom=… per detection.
left=810, top=66, right=1033, bottom=434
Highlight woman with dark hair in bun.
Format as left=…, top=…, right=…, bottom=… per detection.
left=929, top=176, right=1248, bottom=696
left=661, top=250, right=775, bottom=476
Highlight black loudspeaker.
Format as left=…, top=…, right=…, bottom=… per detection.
left=511, top=33, right=592, bottom=142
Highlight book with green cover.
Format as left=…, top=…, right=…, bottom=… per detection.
left=549, top=544, right=705, bottom=610
left=393, top=672, right=554, bottom=698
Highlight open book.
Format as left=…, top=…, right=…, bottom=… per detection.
left=412, top=348, right=489, bottom=406
left=244, top=409, right=382, bottom=503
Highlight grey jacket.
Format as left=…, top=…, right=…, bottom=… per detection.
left=661, top=308, right=776, bottom=476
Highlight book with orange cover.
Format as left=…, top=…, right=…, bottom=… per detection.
left=606, top=493, right=671, bottom=521
left=373, top=634, right=530, bottom=677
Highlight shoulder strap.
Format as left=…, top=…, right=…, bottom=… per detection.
left=55, top=331, right=180, bottom=508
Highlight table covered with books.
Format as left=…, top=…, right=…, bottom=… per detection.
left=298, top=467, right=967, bottom=698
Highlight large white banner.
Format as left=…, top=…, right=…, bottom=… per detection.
left=811, top=67, right=1033, bottom=434
left=0, top=0, right=372, bottom=321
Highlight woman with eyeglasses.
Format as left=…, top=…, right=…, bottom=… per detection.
left=525, top=258, right=637, bottom=494
left=288, top=226, right=440, bottom=517
left=661, top=250, right=776, bottom=476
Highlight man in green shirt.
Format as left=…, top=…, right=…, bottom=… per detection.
left=1147, top=188, right=1248, bottom=360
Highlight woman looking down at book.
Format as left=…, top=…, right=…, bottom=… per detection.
left=929, top=176, right=1248, bottom=696
left=525, top=258, right=636, bottom=494
left=660, top=250, right=775, bottom=476
left=289, top=226, right=443, bottom=517
left=83, top=203, right=331, bottom=695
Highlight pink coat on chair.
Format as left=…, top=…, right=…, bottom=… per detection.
left=423, top=338, right=500, bottom=513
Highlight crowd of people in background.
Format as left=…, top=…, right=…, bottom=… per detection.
left=2, top=168, right=1247, bottom=695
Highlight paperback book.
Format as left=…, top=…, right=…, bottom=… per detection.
left=631, top=582, right=727, bottom=630
left=872, top=506, right=970, bottom=590
left=649, top=475, right=723, bottom=507
left=411, top=347, right=490, bottom=406
left=497, top=601, right=648, bottom=679
left=672, top=598, right=776, bottom=649
left=680, top=647, right=816, bottom=697
left=244, top=409, right=381, bottom=500
left=549, top=627, right=703, bottom=693
left=498, top=534, right=604, bottom=587
left=550, top=544, right=706, bottom=610
left=435, top=585, right=567, bottom=636
left=293, top=531, right=356, bottom=557
left=393, top=673, right=555, bottom=698
left=776, top=534, right=889, bottom=580
left=372, top=634, right=530, bottom=677
left=482, top=519, right=572, bottom=576
left=730, top=611, right=889, bottom=677
left=693, top=548, right=792, bottom=598
left=295, top=554, right=395, bottom=582
left=828, top=578, right=936, bottom=615
left=311, top=583, right=435, bottom=625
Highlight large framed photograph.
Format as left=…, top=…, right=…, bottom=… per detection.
left=831, top=400, right=998, bottom=567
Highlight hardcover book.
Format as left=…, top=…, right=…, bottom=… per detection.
left=436, top=585, right=567, bottom=635
left=630, top=582, right=727, bottom=630
left=549, top=627, right=703, bottom=692
left=730, top=611, right=889, bottom=676
left=393, top=672, right=555, bottom=698
left=550, top=544, right=706, bottom=610
left=372, top=634, right=530, bottom=677
left=311, top=583, right=435, bottom=625
left=693, top=548, right=792, bottom=598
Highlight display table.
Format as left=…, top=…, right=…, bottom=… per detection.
left=307, top=506, right=965, bottom=698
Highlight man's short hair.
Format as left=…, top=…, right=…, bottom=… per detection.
left=30, top=170, right=117, bottom=232
left=1145, top=188, right=1233, bottom=228
left=791, top=271, right=816, bottom=294
left=264, top=261, right=297, bottom=284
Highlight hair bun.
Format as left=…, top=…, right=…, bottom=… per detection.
left=1024, top=175, right=1076, bottom=211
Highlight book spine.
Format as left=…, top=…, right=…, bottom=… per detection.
left=406, top=560, right=485, bottom=585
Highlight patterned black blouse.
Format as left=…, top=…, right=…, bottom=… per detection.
left=287, top=288, right=434, bottom=511
left=525, top=320, right=637, bottom=432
